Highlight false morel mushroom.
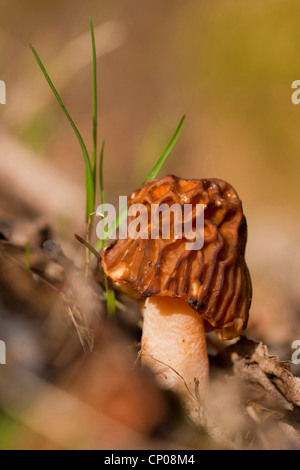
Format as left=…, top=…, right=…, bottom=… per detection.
left=102, top=175, right=252, bottom=421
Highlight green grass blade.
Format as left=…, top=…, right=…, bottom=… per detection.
left=106, top=207, right=127, bottom=240
left=96, top=138, right=126, bottom=246
left=94, top=114, right=186, bottom=251
left=144, top=114, right=185, bottom=183
left=98, top=139, right=116, bottom=315
left=30, top=44, right=95, bottom=222
left=99, top=139, right=106, bottom=248
left=104, top=276, right=116, bottom=316
left=99, top=141, right=105, bottom=209
left=90, top=17, right=98, bottom=181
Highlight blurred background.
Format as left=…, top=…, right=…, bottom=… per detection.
left=0, top=0, right=300, bottom=449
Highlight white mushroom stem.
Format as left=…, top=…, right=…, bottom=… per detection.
left=141, top=296, right=209, bottom=421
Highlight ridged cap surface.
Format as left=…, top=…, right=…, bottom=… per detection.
left=102, top=175, right=252, bottom=340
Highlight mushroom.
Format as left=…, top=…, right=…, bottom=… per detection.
left=101, top=175, right=252, bottom=421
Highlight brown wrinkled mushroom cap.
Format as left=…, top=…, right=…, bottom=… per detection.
left=102, top=175, right=252, bottom=340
